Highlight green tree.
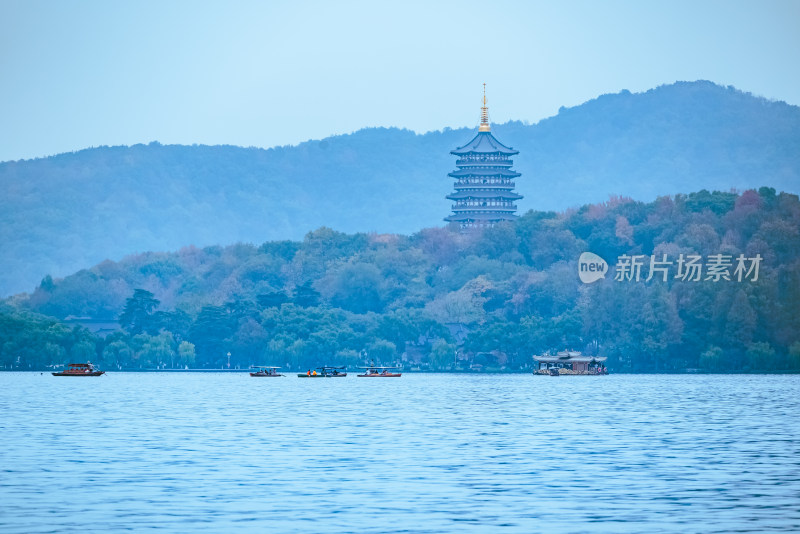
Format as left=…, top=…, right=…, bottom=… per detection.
left=320, top=262, right=385, bottom=314
left=425, top=276, right=492, bottom=324
left=189, top=306, right=234, bottom=367
left=684, top=189, right=737, bottom=215
left=699, top=346, right=724, bottom=371
left=119, top=289, right=160, bottom=334
left=178, top=341, right=196, bottom=368
left=745, top=342, right=777, bottom=371
left=723, top=289, right=757, bottom=348
left=102, top=339, right=134, bottom=369
left=151, top=309, right=192, bottom=340
left=137, top=332, right=176, bottom=369
left=335, top=348, right=363, bottom=368
left=70, top=339, right=97, bottom=362
left=787, top=342, right=800, bottom=370
left=258, top=290, right=289, bottom=308
left=366, top=339, right=397, bottom=364
left=473, top=222, right=521, bottom=260
left=429, top=339, right=456, bottom=370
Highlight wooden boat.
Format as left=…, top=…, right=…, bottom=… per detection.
left=249, top=366, right=283, bottom=377
left=357, top=366, right=402, bottom=377
left=52, top=362, right=104, bottom=376
left=297, top=366, right=347, bottom=378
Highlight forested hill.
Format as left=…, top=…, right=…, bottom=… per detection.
left=3, top=187, right=799, bottom=373
left=1, top=80, right=799, bottom=296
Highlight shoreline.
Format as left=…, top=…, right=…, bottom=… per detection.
left=6, top=369, right=799, bottom=375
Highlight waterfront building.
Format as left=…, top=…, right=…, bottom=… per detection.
left=445, top=86, right=522, bottom=229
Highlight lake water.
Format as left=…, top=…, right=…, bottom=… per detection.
left=2, top=372, right=799, bottom=533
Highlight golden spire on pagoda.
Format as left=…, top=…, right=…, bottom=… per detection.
left=479, top=82, right=491, bottom=132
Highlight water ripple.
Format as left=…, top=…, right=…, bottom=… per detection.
left=1, top=373, right=799, bottom=533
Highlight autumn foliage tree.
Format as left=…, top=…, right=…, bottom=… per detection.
left=6, top=187, right=800, bottom=372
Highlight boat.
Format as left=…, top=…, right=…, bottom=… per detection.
left=249, top=366, right=283, bottom=377
left=357, top=366, right=402, bottom=377
left=52, top=362, right=105, bottom=376
left=297, top=366, right=347, bottom=378
left=533, top=351, right=608, bottom=375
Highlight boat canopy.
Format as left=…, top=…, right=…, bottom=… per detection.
left=533, top=354, right=608, bottom=364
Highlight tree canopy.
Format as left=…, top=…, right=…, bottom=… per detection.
left=3, top=187, right=799, bottom=373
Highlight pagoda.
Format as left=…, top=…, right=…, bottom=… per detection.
left=445, top=86, right=522, bottom=229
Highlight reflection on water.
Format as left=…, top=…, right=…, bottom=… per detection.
left=1, top=373, right=799, bottom=533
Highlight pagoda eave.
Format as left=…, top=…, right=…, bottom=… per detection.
left=450, top=131, right=519, bottom=156
left=453, top=183, right=518, bottom=190
left=448, top=169, right=521, bottom=178
left=447, top=191, right=523, bottom=200
left=444, top=213, right=518, bottom=222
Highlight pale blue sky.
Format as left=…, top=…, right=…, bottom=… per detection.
left=1, top=0, right=798, bottom=162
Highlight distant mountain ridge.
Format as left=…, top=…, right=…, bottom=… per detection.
left=1, top=80, right=798, bottom=296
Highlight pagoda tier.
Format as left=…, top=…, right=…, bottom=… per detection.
left=445, top=212, right=518, bottom=224
left=447, top=190, right=522, bottom=201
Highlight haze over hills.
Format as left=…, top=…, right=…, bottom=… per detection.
left=1, top=80, right=798, bottom=297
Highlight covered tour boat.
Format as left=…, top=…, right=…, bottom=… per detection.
left=249, top=366, right=283, bottom=377
left=297, top=366, right=347, bottom=378
left=52, top=362, right=105, bottom=377
left=533, top=351, right=608, bottom=375
left=357, top=366, right=402, bottom=377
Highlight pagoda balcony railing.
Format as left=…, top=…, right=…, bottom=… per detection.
left=454, top=181, right=516, bottom=188
left=456, top=158, right=513, bottom=167
left=452, top=170, right=519, bottom=176
left=455, top=195, right=515, bottom=202
left=456, top=165, right=514, bottom=171
left=459, top=221, right=503, bottom=229
left=451, top=205, right=518, bottom=212
left=452, top=201, right=518, bottom=206
left=453, top=164, right=515, bottom=171
left=456, top=155, right=509, bottom=162
left=454, top=196, right=515, bottom=203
